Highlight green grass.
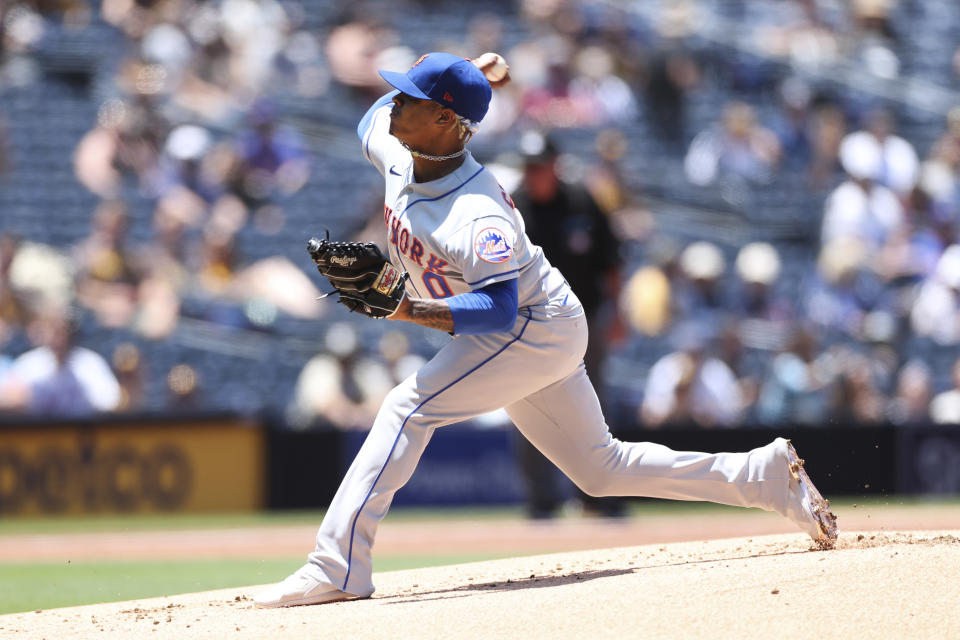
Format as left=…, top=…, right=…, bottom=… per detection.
left=0, top=507, right=533, bottom=615
left=0, top=552, right=520, bottom=615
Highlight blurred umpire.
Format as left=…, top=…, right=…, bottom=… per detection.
left=510, top=130, right=625, bottom=518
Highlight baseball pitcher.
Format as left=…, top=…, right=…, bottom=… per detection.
left=254, top=52, right=837, bottom=608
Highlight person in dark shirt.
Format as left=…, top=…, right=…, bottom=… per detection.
left=510, top=130, right=625, bottom=518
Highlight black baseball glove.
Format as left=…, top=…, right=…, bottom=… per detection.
left=307, top=234, right=408, bottom=318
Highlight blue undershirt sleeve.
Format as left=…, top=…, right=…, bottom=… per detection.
left=357, top=91, right=399, bottom=141
left=447, top=279, right=519, bottom=335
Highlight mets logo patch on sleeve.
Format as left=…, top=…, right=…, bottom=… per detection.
left=474, top=227, right=513, bottom=264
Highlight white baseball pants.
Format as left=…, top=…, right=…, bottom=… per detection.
left=305, top=312, right=796, bottom=597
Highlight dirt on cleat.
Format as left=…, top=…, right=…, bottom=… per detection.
left=786, top=442, right=839, bottom=550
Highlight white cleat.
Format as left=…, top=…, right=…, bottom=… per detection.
left=780, top=438, right=838, bottom=550
left=254, top=567, right=361, bottom=608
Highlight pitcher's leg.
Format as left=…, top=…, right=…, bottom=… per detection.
left=505, top=365, right=791, bottom=511
left=304, top=314, right=583, bottom=597
left=306, top=383, right=432, bottom=596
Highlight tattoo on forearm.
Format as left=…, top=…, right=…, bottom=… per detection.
left=410, top=299, right=454, bottom=332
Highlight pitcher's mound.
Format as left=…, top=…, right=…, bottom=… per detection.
left=3, top=531, right=958, bottom=640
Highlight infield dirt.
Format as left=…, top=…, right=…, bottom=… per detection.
left=2, top=527, right=959, bottom=639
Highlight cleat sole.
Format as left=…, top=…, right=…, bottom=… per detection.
left=786, top=442, right=838, bottom=550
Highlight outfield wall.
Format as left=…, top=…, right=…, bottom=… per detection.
left=272, top=423, right=960, bottom=509
left=1, top=416, right=958, bottom=516
left=0, top=414, right=264, bottom=516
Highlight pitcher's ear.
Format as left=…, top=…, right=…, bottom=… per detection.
left=438, top=106, right=462, bottom=124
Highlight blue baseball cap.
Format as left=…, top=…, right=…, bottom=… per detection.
left=379, top=52, right=492, bottom=124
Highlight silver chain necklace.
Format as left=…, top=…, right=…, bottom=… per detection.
left=400, top=142, right=466, bottom=162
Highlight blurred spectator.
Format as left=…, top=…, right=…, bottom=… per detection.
left=325, top=18, right=398, bottom=99
left=769, top=77, right=815, bottom=167
left=807, top=102, right=847, bottom=188
left=930, top=357, right=960, bottom=424
left=566, top=45, right=638, bottom=125
left=4, top=307, right=121, bottom=416
left=845, top=108, right=919, bottom=197
left=514, top=36, right=584, bottom=129
left=228, top=255, right=326, bottom=321
left=752, top=0, right=840, bottom=71
left=74, top=95, right=167, bottom=198
left=823, top=348, right=886, bottom=425
left=288, top=323, right=393, bottom=431
left=909, top=244, right=960, bottom=345
left=464, top=12, right=505, bottom=57
left=755, top=327, right=830, bottom=426
left=640, top=42, right=700, bottom=149
left=821, top=131, right=904, bottom=252
left=733, top=241, right=790, bottom=320
left=587, top=128, right=655, bottom=243
left=715, top=320, right=761, bottom=417
left=641, top=323, right=744, bottom=428
left=0, top=332, right=16, bottom=408
left=587, top=130, right=631, bottom=215
left=230, top=101, right=310, bottom=204
left=129, top=192, right=200, bottom=340
left=850, top=0, right=900, bottom=79
left=919, top=107, right=960, bottom=227
left=377, top=330, right=426, bottom=389
left=873, top=195, right=943, bottom=290
left=809, top=235, right=890, bottom=340
left=0, top=235, right=29, bottom=341
left=167, top=362, right=201, bottom=409
left=99, top=0, right=153, bottom=37
left=271, top=20, right=330, bottom=101
left=192, top=226, right=239, bottom=299
left=684, top=101, right=782, bottom=187
left=886, top=359, right=933, bottom=425
left=516, top=36, right=635, bottom=129
left=112, top=342, right=145, bottom=411
left=621, top=238, right=679, bottom=337
left=156, top=124, right=224, bottom=203
left=73, top=200, right=140, bottom=328
left=4, top=241, right=74, bottom=313
left=3, top=3, right=50, bottom=55
left=675, top=240, right=729, bottom=322
left=158, top=25, right=238, bottom=124
left=510, top=130, right=625, bottom=517
left=0, top=263, right=20, bottom=405
left=213, top=0, right=292, bottom=96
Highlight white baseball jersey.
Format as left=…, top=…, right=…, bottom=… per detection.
left=360, top=100, right=580, bottom=321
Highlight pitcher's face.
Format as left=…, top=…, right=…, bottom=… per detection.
left=389, top=93, right=444, bottom=146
